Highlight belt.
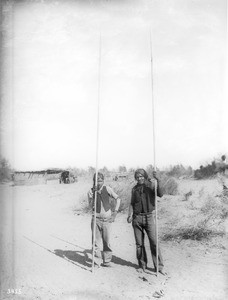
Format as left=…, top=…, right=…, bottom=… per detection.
left=137, top=212, right=153, bottom=216
left=93, top=216, right=110, bottom=221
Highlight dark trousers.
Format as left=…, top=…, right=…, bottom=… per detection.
left=91, top=217, right=112, bottom=264
left=132, top=213, right=164, bottom=271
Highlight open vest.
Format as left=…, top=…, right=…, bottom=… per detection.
left=131, top=181, right=163, bottom=215
left=93, top=186, right=111, bottom=213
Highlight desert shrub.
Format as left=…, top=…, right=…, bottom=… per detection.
left=108, top=180, right=135, bottom=212
left=145, top=167, right=178, bottom=195
left=162, top=222, right=224, bottom=241
left=219, top=189, right=228, bottom=203
left=162, top=193, right=228, bottom=242
left=200, top=195, right=228, bottom=220
left=160, top=175, right=178, bottom=195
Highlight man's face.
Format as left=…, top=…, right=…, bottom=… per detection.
left=97, top=177, right=104, bottom=189
left=136, top=174, right=145, bottom=185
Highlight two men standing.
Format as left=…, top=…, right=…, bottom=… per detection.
left=88, top=169, right=165, bottom=274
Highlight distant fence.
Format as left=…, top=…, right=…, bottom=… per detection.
left=112, top=172, right=132, bottom=181
left=13, top=169, right=63, bottom=185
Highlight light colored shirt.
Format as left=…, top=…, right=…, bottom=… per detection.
left=88, top=184, right=121, bottom=218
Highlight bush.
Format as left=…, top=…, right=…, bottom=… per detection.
left=162, top=223, right=224, bottom=241
left=160, top=175, right=178, bottom=195
left=108, top=180, right=135, bottom=212
left=162, top=193, right=228, bottom=242
left=200, top=195, right=228, bottom=220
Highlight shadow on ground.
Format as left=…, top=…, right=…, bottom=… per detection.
left=54, top=249, right=91, bottom=268
left=54, top=249, right=139, bottom=270
left=23, top=235, right=139, bottom=272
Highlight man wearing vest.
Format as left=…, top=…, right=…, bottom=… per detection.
left=127, top=168, right=165, bottom=274
left=88, top=172, right=121, bottom=267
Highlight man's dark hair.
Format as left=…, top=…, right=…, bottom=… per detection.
left=93, top=172, right=104, bottom=183
left=134, top=169, right=148, bottom=180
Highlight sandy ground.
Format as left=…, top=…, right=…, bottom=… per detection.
left=0, top=178, right=228, bottom=300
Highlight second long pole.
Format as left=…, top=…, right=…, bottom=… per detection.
left=150, top=29, right=159, bottom=277
left=92, top=33, right=102, bottom=273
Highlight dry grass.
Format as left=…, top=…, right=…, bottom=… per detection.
left=162, top=219, right=225, bottom=241
left=161, top=180, right=228, bottom=242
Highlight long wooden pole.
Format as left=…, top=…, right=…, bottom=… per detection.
left=92, top=33, right=102, bottom=273
left=150, top=29, right=159, bottom=277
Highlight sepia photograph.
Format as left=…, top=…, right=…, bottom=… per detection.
left=0, top=0, right=227, bottom=299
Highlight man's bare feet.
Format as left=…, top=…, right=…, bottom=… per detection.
left=136, top=266, right=146, bottom=273
left=102, top=262, right=112, bottom=267
left=159, top=269, right=168, bottom=276
left=154, top=268, right=168, bottom=276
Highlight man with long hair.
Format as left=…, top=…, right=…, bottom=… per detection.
left=127, top=168, right=165, bottom=274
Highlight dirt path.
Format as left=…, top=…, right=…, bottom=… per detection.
left=0, top=180, right=228, bottom=299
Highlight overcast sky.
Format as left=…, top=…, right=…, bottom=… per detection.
left=1, top=0, right=227, bottom=171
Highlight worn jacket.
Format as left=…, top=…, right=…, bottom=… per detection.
left=131, top=180, right=163, bottom=215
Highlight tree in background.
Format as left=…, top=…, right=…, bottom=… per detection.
left=128, top=167, right=135, bottom=173
left=166, top=164, right=193, bottom=178
left=100, top=166, right=110, bottom=176
left=0, top=156, right=12, bottom=181
left=118, top=165, right=127, bottom=173
left=194, top=154, right=228, bottom=179
left=88, top=166, right=96, bottom=176
left=146, top=164, right=155, bottom=177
